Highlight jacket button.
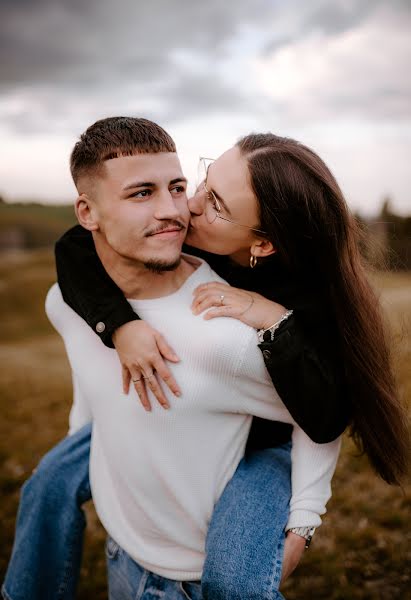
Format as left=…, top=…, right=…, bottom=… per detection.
left=96, top=322, right=106, bottom=333
left=262, top=349, right=271, bottom=360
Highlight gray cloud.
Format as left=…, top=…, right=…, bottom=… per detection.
left=0, top=0, right=410, bottom=135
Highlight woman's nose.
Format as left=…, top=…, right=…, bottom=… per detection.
left=188, top=184, right=206, bottom=216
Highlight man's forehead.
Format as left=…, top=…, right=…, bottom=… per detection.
left=103, top=152, right=183, bottom=184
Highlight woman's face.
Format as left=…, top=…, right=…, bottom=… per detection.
left=185, top=146, right=262, bottom=263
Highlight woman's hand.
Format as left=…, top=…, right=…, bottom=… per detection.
left=112, top=321, right=181, bottom=412
left=192, top=282, right=289, bottom=331
left=280, top=532, right=306, bottom=585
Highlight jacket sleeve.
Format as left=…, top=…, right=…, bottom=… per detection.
left=258, top=315, right=351, bottom=444
left=55, top=225, right=140, bottom=348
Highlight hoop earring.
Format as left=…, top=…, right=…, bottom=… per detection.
left=250, top=255, right=258, bottom=269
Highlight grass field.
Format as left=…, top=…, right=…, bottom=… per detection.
left=0, top=249, right=410, bottom=599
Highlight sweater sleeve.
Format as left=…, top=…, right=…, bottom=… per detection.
left=258, top=315, right=351, bottom=443
left=286, top=428, right=341, bottom=529
left=45, top=284, right=93, bottom=433
left=55, top=225, right=140, bottom=348
left=234, top=329, right=341, bottom=530
left=68, top=373, right=93, bottom=435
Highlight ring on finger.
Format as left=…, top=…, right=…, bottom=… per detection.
left=143, top=372, right=155, bottom=380
left=219, top=294, right=225, bottom=306
left=132, top=377, right=142, bottom=383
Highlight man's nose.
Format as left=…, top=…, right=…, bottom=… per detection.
left=154, top=190, right=184, bottom=220
left=188, top=185, right=205, bottom=216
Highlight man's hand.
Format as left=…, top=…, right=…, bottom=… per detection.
left=112, top=321, right=181, bottom=411
left=280, top=531, right=306, bottom=585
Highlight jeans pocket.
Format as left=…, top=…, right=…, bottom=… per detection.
left=105, top=536, right=120, bottom=560
left=179, top=581, right=201, bottom=600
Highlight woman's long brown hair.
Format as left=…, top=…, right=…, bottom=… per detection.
left=238, top=133, right=409, bottom=485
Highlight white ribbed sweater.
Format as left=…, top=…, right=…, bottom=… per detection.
left=46, top=256, right=341, bottom=581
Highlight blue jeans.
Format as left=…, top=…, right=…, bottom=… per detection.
left=106, top=536, right=202, bottom=600
left=2, top=424, right=291, bottom=600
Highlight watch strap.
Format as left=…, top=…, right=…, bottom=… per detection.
left=287, top=526, right=316, bottom=548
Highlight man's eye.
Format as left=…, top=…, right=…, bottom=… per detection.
left=171, top=185, right=186, bottom=194
left=130, top=190, right=151, bottom=198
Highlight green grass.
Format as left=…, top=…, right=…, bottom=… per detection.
left=0, top=249, right=410, bottom=599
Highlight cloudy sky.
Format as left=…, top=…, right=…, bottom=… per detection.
left=1, top=0, right=410, bottom=216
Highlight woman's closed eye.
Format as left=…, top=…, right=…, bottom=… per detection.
left=206, top=192, right=219, bottom=211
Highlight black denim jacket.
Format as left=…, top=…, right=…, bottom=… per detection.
left=55, top=225, right=351, bottom=448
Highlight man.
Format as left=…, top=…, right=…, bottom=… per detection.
left=4, top=117, right=340, bottom=600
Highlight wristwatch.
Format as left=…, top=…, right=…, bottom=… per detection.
left=287, top=526, right=316, bottom=548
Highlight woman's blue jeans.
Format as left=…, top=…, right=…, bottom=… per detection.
left=2, top=423, right=291, bottom=600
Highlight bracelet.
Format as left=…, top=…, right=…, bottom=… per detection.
left=257, top=309, right=293, bottom=343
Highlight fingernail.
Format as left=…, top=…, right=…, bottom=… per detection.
left=163, top=404, right=170, bottom=409
left=144, top=406, right=151, bottom=412
left=175, top=391, right=181, bottom=397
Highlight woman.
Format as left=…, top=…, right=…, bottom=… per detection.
left=4, top=133, right=408, bottom=600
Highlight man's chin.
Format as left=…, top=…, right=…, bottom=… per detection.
left=143, top=256, right=182, bottom=274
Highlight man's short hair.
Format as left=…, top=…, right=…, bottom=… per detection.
left=70, top=116, right=176, bottom=185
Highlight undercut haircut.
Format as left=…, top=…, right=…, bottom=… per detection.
left=70, top=116, right=176, bottom=185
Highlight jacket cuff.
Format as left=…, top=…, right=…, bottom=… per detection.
left=258, top=315, right=305, bottom=365
left=94, top=308, right=140, bottom=348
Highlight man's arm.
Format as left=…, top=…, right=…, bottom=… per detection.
left=279, top=427, right=341, bottom=582
left=286, top=427, right=341, bottom=530
left=55, top=225, right=140, bottom=348
left=235, top=331, right=342, bottom=582
left=69, top=373, right=92, bottom=435
left=45, top=284, right=93, bottom=433
left=235, top=331, right=342, bottom=532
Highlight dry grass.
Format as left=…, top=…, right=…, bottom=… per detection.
left=0, top=249, right=410, bottom=600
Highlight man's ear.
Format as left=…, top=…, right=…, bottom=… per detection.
left=250, top=237, right=277, bottom=259
left=75, top=194, right=99, bottom=231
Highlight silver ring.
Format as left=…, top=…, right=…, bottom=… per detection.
left=220, top=294, right=225, bottom=306
left=143, top=372, right=155, bottom=380
left=132, top=378, right=142, bottom=383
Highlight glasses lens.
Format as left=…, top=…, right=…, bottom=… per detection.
left=197, top=158, right=206, bottom=189
left=205, top=189, right=218, bottom=224
left=198, top=157, right=218, bottom=224
left=197, top=157, right=214, bottom=187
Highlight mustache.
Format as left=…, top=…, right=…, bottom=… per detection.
left=145, top=220, right=186, bottom=237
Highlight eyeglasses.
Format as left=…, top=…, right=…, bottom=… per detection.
left=197, top=157, right=267, bottom=235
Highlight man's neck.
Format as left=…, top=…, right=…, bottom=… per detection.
left=93, top=236, right=196, bottom=300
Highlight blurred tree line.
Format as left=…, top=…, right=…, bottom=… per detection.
left=356, top=197, right=411, bottom=271
left=0, top=200, right=76, bottom=250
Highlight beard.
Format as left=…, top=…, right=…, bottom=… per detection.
left=143, top=256, right=182, bottom=274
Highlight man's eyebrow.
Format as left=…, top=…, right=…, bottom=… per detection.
left=123, top=181, right=155, bottom=191
left=210, top=186, right=232, bottom=216
left=122, top=177, right=187, bottom=191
